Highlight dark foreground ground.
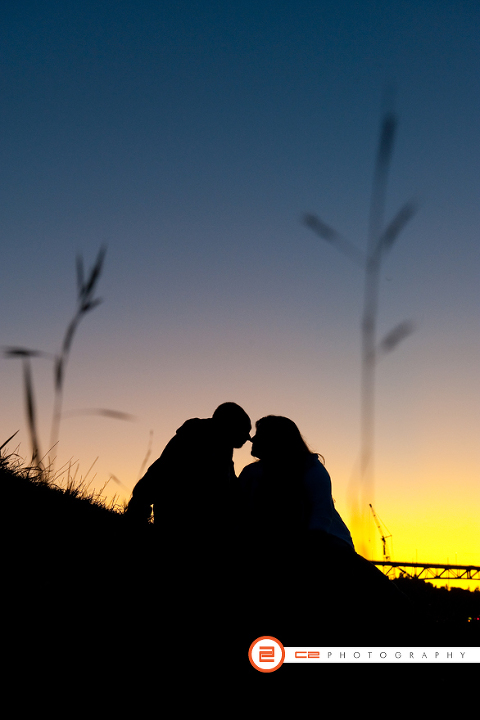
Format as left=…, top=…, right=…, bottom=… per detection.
left=3, top=461, right=479, bottom=699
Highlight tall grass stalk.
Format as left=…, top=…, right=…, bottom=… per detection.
left=3, top=246, right=131, bottom=474
left=50, top=246, right=106, bottom=451
left=304, top=106, right=416, bottom=554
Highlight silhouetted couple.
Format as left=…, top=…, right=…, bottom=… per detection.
left=126, top=403, right=412, bottom=641
left=126, top=402, right=353, bottom=555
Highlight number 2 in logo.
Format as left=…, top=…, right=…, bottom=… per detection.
left=259, top=646, right=275, bottom=662
left=248, top=637, right=285, bottom=672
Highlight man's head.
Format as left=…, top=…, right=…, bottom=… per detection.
left=212, top=402, right=252, bottom=448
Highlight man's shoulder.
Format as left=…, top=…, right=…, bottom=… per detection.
left=167, top=417, right=213, bottom=453
left=176, top=417, right=211, bottom=437
left=141, top=418, right=210, bottom=474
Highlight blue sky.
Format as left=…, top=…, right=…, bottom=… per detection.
left=1, top=1, right=479, bottom=570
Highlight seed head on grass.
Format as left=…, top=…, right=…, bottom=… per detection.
left=51, top=245, right=107, bottom=450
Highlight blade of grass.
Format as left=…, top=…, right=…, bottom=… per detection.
left=23, top=357, right=42, bottom=468
left=0, top=431, right=19, bottom=453
left=375, top=200, right=417, bottom=257
left=303, top=213, right=366, bottom=267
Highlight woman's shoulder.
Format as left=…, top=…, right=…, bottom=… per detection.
left=238, top=461, right=263, bottom=480
left=304, top=454, right=332, bottom=481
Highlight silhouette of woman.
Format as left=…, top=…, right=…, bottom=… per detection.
left=237, top=415, right=413, bottom=643
left=238, top=415, right=354, bottom=550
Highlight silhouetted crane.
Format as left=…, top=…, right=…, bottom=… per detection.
left=369, top=504, right=392, bottom=561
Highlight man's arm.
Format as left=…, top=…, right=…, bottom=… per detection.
left=125, top=468, right=156, bottom=523
left=125, top=435, right=181, bottom=523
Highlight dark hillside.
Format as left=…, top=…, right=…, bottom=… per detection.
left=2, top=453, right=479, bottom=685
left=2, top=456, right=155, bottom=674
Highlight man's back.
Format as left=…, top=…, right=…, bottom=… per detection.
left=127, top=417, right=236, bottom=538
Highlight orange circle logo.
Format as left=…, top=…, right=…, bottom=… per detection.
left=248, top=636, right=285, bottom=672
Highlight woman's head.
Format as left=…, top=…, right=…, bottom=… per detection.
left=250, top=415, right=316, bottom=463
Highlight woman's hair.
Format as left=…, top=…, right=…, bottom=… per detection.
left=254, top=415, right=323, bottom=464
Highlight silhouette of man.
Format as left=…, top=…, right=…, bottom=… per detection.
left=125, top=402, right=251, bottom=545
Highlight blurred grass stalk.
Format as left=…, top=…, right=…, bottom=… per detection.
left=4, top=247, right=107, bottom=470
left=305, top=107, right=416, bottom=555
left=50, top=246, right=106, bottom=451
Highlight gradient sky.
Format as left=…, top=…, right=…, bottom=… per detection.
left=1, top=1, right=478, bottom=586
